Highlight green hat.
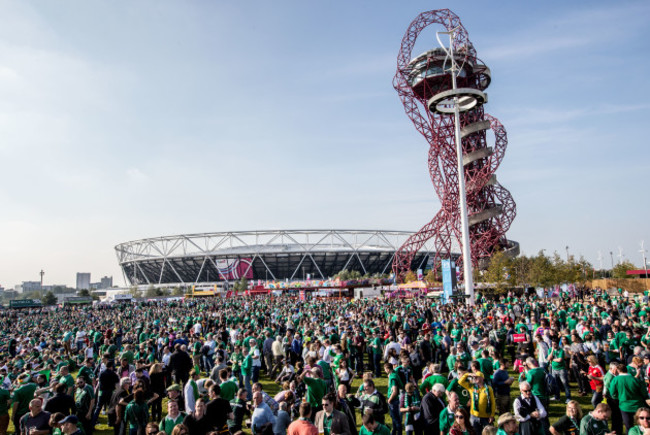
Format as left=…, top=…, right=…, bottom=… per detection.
left=166, top=384, right=182, bottom=392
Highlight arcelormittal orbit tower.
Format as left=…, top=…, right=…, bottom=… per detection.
left=392, top=9, right=519, bottom=285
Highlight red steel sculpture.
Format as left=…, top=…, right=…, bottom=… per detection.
left=392, top=9, right=518, bottom=282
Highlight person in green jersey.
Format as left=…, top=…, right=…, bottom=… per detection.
left=384, top=363, right=403, bottom=435
left=11, top=373, right=37, bottom=431
left=158, top=400, right=185, bottom=435
left=0, top=383, right=10, bottom=435
left=579, top=402, right=614, bottom=435
left=125, top=389, right=150, bottom=435
left=74, top=377, right=95, bottom=435
left=420, top=363, right=447, bottom=395
left=300, top=368, right=328, bottom=413
left=609, top=364, right=650, bottom=433
left=438, top=390, right=461, bottom=435
left=447, top=365, right=471, bottom=409
left=547, top=340, right=571, bottom=402
left=359, top=413, right=390, bottom=435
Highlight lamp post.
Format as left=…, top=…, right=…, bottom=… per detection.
left=610, top=251, right=614, bottom=277
left=565, top=246, right=570, bottom=262
left=40, top=269, right=45, bottom=298
left=641, top=241, right=648, bottom=290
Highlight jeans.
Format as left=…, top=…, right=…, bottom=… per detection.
left=202, top=354, right=214, bottom=372
left=551, top=368, right=571, bottom=400
left=607, top=396, right=624, bottom=435
left=244, top=374, right=252, bottom=400
left=353, top=353, right=363, bottom=374
left=572, top=366, right=589, bottom=393
left=622, top=410, right=636, bottom=433
left=372, top=353, right=382, bottom=377
left=591, top=390, right=603, bottom=408
left=252, top=365, right=261, bottom=383
left=91, top=391, right=112, bottom=427
left=389, top=400, right=402, bottom=435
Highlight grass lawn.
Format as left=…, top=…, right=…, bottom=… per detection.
left=11, top=368, right=591, bottom=435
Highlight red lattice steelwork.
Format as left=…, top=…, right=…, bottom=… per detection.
left=392, top=9, right=518, bottom=282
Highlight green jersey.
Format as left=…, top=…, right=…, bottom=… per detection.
left=12, top=383, right=37, bottom=417
left=550, top=349, right=566, bottom=371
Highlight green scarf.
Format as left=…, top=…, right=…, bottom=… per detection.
left=472, top=384, right=491, bottom=414
left=190, top=379, right=199, bottom=400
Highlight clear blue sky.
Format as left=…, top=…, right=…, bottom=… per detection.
left=0, top=1, right=648, bottom=287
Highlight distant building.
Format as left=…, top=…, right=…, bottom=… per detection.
left=15, top=281, right=42, bottom=293
left=89, top=276, right=113, bottom=290
left=76, top=273, right=91, bottom=290
left=100, top=276, right=113, bottom=289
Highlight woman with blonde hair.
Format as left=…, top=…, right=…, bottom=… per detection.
left=170, top=424, right=189, bottom=435
left=550, top=400, right=583, bottom=435
left=585, top=355, right=605, bottom=408
left=628, top=407, right=650, bottom=435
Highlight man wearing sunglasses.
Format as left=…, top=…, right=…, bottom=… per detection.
left=513, top=381, right=547, bottom=435
left=314, top=393, right=351, bottom=435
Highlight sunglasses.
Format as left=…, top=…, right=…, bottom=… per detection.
left=640, top=416, right=650, bottom=420
left=455, top=415, right=464, bottom=419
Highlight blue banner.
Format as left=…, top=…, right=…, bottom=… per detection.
left=441, top=259, right=456, bottom=304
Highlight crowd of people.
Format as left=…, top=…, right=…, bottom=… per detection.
left=0, top=287, right=650, bottom=435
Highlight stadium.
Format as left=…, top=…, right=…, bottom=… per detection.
left=115, top=230, right=456, bottom=287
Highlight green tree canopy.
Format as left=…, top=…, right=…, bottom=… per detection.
left=41, top=291, right=57, bottom=305
left=612, top=260, right=637, bottom=279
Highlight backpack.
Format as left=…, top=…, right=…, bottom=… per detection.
left=376, top=390, right=389, bottom=416
left=544, top=372, right=560, bottom=397
left=362, top=391, right=388, bottom=421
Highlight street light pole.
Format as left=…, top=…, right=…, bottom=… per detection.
left=641, top=241, right=648, bottom=290
left=565, top=246, right=570, bottom=262
left=40, top=269, right=45, bottom=298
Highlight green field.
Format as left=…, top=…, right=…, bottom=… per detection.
left=11, top=368, right=592, bottom=434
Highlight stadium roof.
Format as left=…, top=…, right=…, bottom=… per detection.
left=115, top=230, right=460, bottom=286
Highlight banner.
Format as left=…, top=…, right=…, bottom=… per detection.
left=441, top=259, right=456, bottom=303
left=513, top=333, right=526, bottom=343
left=215, top=258, right=254, bottom=280
left=299, top=290, right=305, bottom=301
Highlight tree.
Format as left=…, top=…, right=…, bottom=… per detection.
left=510, top=255, right=532, bottom=287
left=612, top=261, right=637, bottom=279
left=483, top=250, right=512, bottom=294
left=172, top=287, right=184, bottom=296
left=527, top=250, right=555, bottom=288
left=128, top=286, right=141, bottom=298
left=145, top=286, right=163, bottom=298
left=78, top=289, right=90, bottom=297
left=404, top=270, right=417, bottom=283
left=233, top=277, right=249, bottom=293
left=41, top=291, right=57, bottom=305
left=424, top=269, right=438, bottom=286
left=334, top=269, right=362, bottom=281
left=575, top=256, right=593, bottom=283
